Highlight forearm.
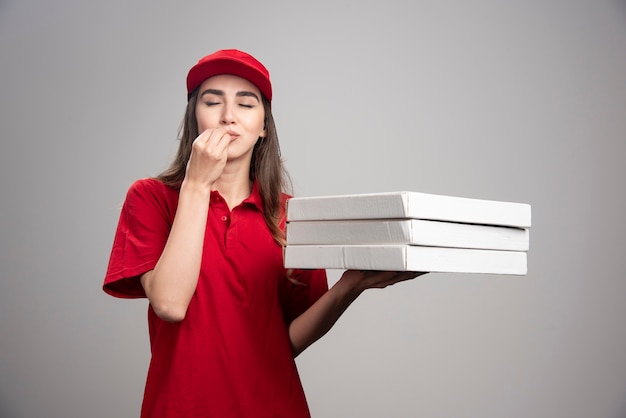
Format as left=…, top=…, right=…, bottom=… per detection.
left=141, top=181, right=211, bottom=322
left=288, top=271, right=365, bottom=357
left=288, top=270, right=424, bottom=356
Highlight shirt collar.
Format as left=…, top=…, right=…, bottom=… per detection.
left=208, top=181, right=264, bottom=212
left=241, top=181, right=264, bottom=212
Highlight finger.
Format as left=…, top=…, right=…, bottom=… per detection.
left=196, top=128, right=215, bottom=145
left=363, top=270, right=426, bottom=289
left=194, top=128, right=225, bottom=147
left=399, top=271, right=427, bottom=279
left=392, top=271, right=427, bottom=283
left=192, top=129, right=230, bottom=158
left=363, top=270, right=415, bottom=279
left=190, top=130, right=212, bottom=158
left=358, top=270, right=397, bottom=287
left=204, top=128, right=232, bottom=154
left=382, top=272, right=415, bottom=285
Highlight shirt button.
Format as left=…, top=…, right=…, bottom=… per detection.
left=220, top=215, right=228, bottom=222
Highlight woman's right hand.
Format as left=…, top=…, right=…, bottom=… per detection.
left=184, top=128, right=232, bottom=189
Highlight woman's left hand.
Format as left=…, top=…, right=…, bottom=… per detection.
left=340, top=270, right=428, bottom=294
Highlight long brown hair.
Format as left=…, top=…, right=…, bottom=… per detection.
left=157, top=88, right=291, bottom=245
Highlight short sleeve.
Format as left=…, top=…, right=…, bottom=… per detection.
left=103, top=179, right=177, bottom=298
left=281, top=268, right=329, bottom=324
left=277, top=193, right=328, bottom=322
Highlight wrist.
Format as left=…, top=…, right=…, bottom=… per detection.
left=334, top=270, right=367, bottom=301
left=180, top=178, right=213, bottom=197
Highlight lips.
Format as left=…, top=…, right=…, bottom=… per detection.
left=226, top=130, right=239, bottom=140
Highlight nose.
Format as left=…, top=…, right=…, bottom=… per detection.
left=220, top=102, right=236, bottom=125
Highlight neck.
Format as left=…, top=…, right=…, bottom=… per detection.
left=213, top=159, right=253, bottom=209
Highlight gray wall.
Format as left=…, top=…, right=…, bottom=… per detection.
left=1, top=1, right=625, bottom=417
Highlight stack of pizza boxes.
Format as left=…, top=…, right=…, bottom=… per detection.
left=283, top=191, right=531, bottom=275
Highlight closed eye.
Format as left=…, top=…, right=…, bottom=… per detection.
left=199, top=89, right=260, bottom=108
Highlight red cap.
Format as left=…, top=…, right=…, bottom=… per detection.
left=186, top=49, right=272, bottom=102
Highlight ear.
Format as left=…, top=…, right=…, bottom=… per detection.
left=259, top=128, right=266, bottom=138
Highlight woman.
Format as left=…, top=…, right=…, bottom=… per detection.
left=103, top=49, right=422, bottom=417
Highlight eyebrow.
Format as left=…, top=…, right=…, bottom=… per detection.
left=200, top=88, right=260, bottom=102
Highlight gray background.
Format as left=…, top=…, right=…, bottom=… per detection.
left=1, top=1, right=625, bottom=417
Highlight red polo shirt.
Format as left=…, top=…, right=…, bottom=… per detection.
left=103, top=178, right=328, bottom=418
